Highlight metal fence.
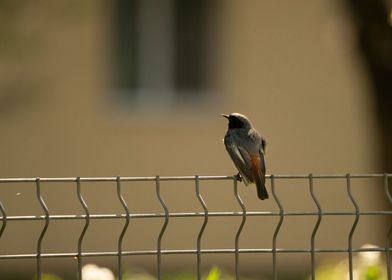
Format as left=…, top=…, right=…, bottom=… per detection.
left=0, top=174, right=391, bottom=280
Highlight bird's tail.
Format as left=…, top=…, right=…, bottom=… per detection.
left=255, top=173, right=269, bottom=200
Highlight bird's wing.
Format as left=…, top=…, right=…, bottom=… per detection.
left=225, top=142, right=253, bottom=185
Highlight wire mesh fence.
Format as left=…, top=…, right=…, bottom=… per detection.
left=0, top=174, right=391, bottom=280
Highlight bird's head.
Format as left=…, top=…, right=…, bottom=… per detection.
left=221, top=113, right=253, bottom=129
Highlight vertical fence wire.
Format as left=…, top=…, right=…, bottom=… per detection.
left=36, top=178, right=50, bottom=280
left=0, top=200, right=6, bottom=239
left=234, top=177, right=247, bottom=280
left=385, top=173, right=392, bottom=280
left=76, top=177, right=90, bottom=280
left=309, top=174, right=322, bottom=280
left=156, top=176, right=169, bottom=280
left=346, top=174, right=360, bottom=280
left=116, top=176, right=130, bottom=280
left=195, top=175, right=208, bottom=280
left=271, top=175, right=284, bottom=280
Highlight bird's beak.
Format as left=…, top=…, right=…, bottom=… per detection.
left=221, top=114, right=229, bottom=119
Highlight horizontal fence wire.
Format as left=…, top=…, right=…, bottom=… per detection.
left=0, top=174, right=391, bottom=280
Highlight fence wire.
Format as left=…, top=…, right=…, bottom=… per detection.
left=0, top=173, right=391, bottom=280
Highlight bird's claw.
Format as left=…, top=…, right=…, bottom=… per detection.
left=235, top=173, right=243, bottom=182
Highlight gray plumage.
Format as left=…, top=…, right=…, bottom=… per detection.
left=222, top=113, right=268, bottom=200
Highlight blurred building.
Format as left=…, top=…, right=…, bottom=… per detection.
left=0, top=0, right=389, bottom=279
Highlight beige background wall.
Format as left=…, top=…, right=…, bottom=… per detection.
left=0, top=0, right=388, bottom=278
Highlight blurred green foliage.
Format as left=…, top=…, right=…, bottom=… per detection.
left=33, top=273, right=63, bottom=280
left=25, top=249, right=392, bottom=280
left=206, top=266, right=221, bottom=280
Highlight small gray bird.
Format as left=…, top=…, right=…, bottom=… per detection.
left=222, top=113, right=269, bottom=200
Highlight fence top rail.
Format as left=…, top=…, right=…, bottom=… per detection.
left=0, top=173, right=391, bottom=183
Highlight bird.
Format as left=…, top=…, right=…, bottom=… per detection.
left=222, top=113, right=269, bottom=200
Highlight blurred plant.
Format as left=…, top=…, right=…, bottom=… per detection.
left=206, top=266, right=222, bottom=280
left=82, top=264, right=115, bottom=280
left=29, top=264, right=266, bottom=280
left=310, top=244, right=389, bottom=280
left=123, top=266, right=258, bottom=280
left=33, top=273, right=63, bottom=280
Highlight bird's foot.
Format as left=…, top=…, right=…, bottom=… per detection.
left=235, top=173, right=243, bottom=182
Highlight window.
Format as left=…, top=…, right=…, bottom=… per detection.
left=113, top=0, right=212, bottom=107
